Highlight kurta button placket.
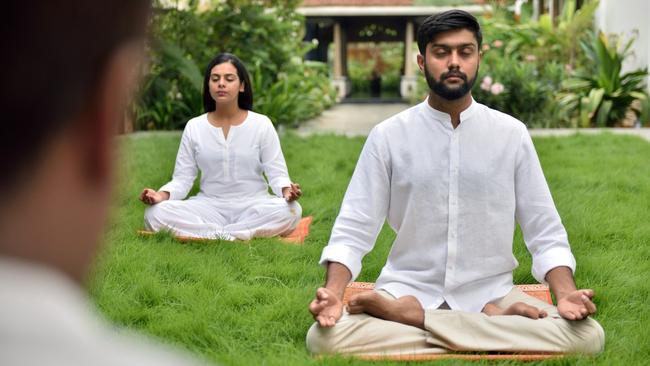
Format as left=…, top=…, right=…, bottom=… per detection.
left=223, top=143, right=230, bottom=177
left=446, top=128, right=460, bottom=287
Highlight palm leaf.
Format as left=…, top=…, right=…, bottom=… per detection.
left=596, top=99, right=613, bottom=127
left=161, top=42, right=203, bottom=93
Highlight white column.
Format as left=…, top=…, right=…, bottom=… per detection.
left=549, top=0, right=554, bottom=23
left=404, top=21, right=414, bottom=77
left=333, top=22, right=342, bottom=79
left=331, top=21, right=349, bottom=101
left=400, top=20, right=418, bottom=99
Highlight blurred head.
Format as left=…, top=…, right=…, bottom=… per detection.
left=416, top=10, right=482, bottom=101
left=203, top=53, right=253, bottom=112
left=0, top=1, right=150, bottom=281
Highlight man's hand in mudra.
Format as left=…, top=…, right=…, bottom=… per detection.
left=309, top=287, right=343, bottom=327
left=557, top=289, right=597, bottom=320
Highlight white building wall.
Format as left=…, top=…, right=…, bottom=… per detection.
left=595, top=0, right=650, bottom=94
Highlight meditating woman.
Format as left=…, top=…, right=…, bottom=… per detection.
left=139, top=53, right=302, bottom=241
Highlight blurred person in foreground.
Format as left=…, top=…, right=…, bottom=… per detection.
left=0, top=2, right=207, bottom=365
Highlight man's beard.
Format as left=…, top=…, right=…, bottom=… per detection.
left=425, top=65, right=477, bottom=101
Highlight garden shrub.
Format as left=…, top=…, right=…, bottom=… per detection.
left=557, top=31, right=649, bottom=127
left=469, top=0, right=599, bottom=127
left=409, top=1, right=598, bottom=127
left=134, top=0, right=336, bottom=130
left=473, top=41, right=566, bottom=127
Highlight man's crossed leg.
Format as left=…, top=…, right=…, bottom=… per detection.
left=307, top=287, right=604, bottom=356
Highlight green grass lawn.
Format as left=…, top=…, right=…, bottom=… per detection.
left=90, top=132, right=650, bottom=365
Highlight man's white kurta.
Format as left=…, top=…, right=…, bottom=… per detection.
left=160, top=111, right=292, bottom=201
left=320, top=100, right=576, bottom=313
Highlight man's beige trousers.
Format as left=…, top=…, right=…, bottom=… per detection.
left=306, top=287, right=605, bottom=356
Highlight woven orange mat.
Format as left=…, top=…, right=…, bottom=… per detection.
left=136, top=215, right=313, bottom=244
left=339, top=282, right=561, bottom=362
left=279, top=215, right=313, bottom=244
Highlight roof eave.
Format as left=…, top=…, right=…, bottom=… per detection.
left=297, top=5, right=488, bottom=17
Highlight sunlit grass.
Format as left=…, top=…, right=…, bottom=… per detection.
left=90, top=132, right=650, bottom=365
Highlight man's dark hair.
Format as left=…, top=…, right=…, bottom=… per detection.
left=0, top=1, right=150, bottom=192
left=203, top=53, right=254, bottom=112
left=417, top=10, right=483, bottom=55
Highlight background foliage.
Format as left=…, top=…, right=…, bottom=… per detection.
left=412, top=0, right=649, bottom=127
left=134, top=0, right=336, bottom=130
left=472, top=0, right=598, bottom=127
left=557, top=31, right=649, bottom=127
left=135, top=0, right=649, bottom=130
left=347, top=43, right=404, bottom=98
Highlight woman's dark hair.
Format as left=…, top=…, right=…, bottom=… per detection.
left=417, top=10, right=482, bottom=55
left=203, top=53, right=253, bottom=112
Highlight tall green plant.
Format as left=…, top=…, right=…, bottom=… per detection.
left=472, top=52, right=565, bottom=127
left=134, top=41, right=204, bottom=130
left=253, top=60, right=335, bottom=126
left=483, top=0, right=598, bottom=69
left=470, top=0, right=598, bottom=127
left=557, top=31, right=649, bottom=127
left=134, top=0, right=335, bottom=130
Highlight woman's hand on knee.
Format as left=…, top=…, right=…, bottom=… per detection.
left=139, top=188, right=169, bottom=205
left=282, top=183, right=302, bottom=202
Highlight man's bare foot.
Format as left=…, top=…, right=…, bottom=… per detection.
left=483, top=302, right=547, bottom=319
left=347, top=291, right=425, bottom=329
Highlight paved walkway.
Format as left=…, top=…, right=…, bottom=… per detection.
left=296, top=103, right=410, bottom=137
left=297, top=103, right=650, bottom=142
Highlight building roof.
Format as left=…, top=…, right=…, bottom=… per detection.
left=302, top=0, right=413, bottom=6
left=297, top=4, right=486, bottom=17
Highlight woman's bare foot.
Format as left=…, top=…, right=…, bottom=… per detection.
left=483, top=302, right=548, bottom=319
left=347, top=291, right=425, bottom=329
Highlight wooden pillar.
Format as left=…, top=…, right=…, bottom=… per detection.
left=341, top=24, right=348, bottom=77
left=532, top=0, right=541, bottom=20
left=549, top=0, right=555, bottom=23
left=333, top=21, right=342, bottom=78
left=331, top=20, right=349, bottom=100
left=404, top=20, right=414, bottom=77
left=400, top=20, right=417, bottom=99
left=549, top=0, right=560, bottom=24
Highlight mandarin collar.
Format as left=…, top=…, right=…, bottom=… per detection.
left=422, top=97, right=478, bottom=130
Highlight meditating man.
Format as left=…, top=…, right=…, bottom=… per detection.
left=306, top=10, right=604, bottom=356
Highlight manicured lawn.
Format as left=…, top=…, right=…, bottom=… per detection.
left=90, top=132, right=650, bottom=365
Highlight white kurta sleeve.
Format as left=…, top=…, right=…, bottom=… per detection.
left=514, top=130, right=576, bottom=283
left=319, top=127, right=391, bottom=280
left=159, top=125, right=199, bottom=200
left=260, top=120, right=292, bottom=197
